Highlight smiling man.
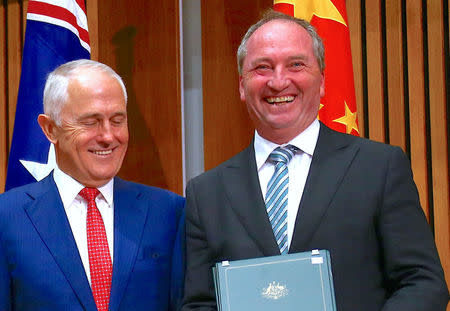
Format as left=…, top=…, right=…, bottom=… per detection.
left=0, top=60, right=184, bottom=311
left=182, top=10, right=449, bottom=311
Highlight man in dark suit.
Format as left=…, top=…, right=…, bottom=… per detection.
left=0, top=59, right=184, bottom=311
left=182, top=11, right=449, bottom=311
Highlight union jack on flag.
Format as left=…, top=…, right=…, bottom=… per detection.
left=5, top=0, right=90, bottom=191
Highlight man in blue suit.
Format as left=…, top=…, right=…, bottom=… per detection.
left=0, top=59, right=184, bottom=311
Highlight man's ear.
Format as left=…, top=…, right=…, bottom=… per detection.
left=37, top=114, right=58, bottom=144
left=239, top=76, right=246, bottom=102
left=319, top=72, right=325, bottom=98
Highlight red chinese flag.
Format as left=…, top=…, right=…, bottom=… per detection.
left=274, top=0, right=359, bottom=135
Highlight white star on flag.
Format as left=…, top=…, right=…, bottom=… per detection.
left=20, top=144, right=57, bottom=181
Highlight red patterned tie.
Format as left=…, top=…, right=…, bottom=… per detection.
left=79, top=187, right=112, bottom=311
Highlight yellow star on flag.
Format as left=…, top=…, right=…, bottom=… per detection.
left=274, top=0, right=347, bottom=26
left=317, top=103, right=324, bottom=120
left=333, top=101, right=359, bottom=134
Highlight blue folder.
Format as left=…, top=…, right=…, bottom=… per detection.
left=213, top=249, right=337, bottom=311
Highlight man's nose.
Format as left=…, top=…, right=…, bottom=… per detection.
left=267, top=68, right=289, bottom=91
left=99, top=122, right=114, bottom=143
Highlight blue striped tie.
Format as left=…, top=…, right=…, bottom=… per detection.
left=265, top=145, right=297, bottom=254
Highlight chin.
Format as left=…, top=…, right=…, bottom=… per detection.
left=89, top=170, right=117, bottom=183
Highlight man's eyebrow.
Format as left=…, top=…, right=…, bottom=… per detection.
left=110, top=112, right=127, bottom=117
left=286, top=55, right=308, bottom=61
left=251, top=57, right=271, bottom=64
left=250, top=55, right=309, bottom=65
left=77, top=111, right=127, bottom=120
left=77, top=113, right=101, bottom=120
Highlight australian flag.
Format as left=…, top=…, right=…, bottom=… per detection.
left=5, top=0, right=90, bottom=191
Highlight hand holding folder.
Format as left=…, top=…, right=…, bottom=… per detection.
left=213, top=250, right=337, bottom=311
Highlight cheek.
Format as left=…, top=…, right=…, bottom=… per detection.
left=241, top=73, right=266, bottom=96
left=60, top=128, right=94, bottom=152
left=68, top=128, right=84, bottom=143
left=116, top=127, right=129, bottom=144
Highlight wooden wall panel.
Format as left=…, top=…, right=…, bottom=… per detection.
left=365, top=0, right=385, bottom=142
left=347, top=0, right=364, bottom=137
left=202, top=0, right=272, bottom=171
left=86, top=0, right=98, bottom=61
left=92, top=0, right=183, bottom=194
left=0, top=1, right=7, bottom=192
left=22, top=0, right=27, bottom=38
left=406, top=1, right=430, bottom=217
left=2, top=0, right=25, bottom=192
left=6, top=1, right=23, bottom=146
left=426, top=0, right=450, bottom=292
left=385, top=0, right=406, bottom=150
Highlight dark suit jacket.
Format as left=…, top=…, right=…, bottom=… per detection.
left=0, top=174, right=185, bottom=311
left=182, top=123, right=449, bottom=311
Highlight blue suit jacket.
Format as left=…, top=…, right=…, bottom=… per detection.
left=0, top=174, right=185, bottom=311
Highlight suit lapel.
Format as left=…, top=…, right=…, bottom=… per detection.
left=24, top=174, right=96, bottom=311
left=222, top=145, right=280, bottom=256
left=109, top=178, right=148, bottom=311
left=290, top=124, right=360, bottom=252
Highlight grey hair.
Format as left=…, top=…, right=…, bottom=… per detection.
left=237, top=10, right=325, bottom=75
left=43, top=59, right=127, bottom=125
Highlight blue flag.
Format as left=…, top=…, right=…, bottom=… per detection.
left=5, top=0, right=90, bottom=191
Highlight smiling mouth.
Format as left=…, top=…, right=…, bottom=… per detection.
left=266, top=96, right=295, bottom=105
left=91, top=149, right=113, bottom=156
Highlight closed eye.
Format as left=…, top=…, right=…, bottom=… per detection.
left=80, top=119, right=98, bottom=127
left=110, top=115, right=127, bottom=126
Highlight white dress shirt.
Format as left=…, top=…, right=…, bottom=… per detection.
left=254, top=119, right=320, bottom=249
left=53, top=166, right=114, bottom=285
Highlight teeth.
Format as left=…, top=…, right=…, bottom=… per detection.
left=93, top=150, right=112, bottom=155
left=266, top=96, right=295, bottom=103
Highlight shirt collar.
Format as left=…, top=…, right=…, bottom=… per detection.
left=254, top=119, right=320, bottom=170
left=53, top=166, right=114, bottom=208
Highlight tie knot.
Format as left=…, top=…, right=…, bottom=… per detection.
left=268, top=145, right=297, bottom=164
left=79, top=187, right=100, bottom=203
